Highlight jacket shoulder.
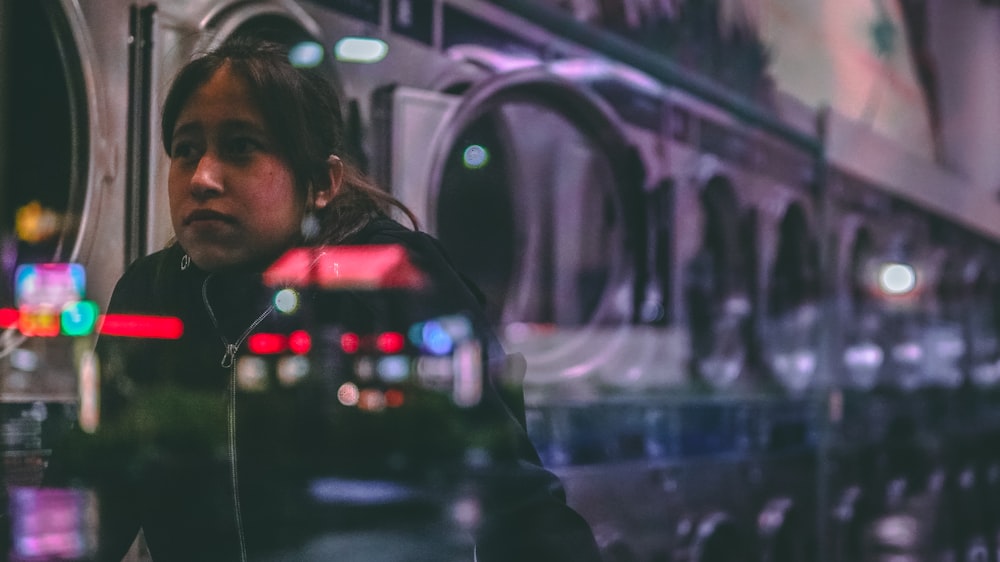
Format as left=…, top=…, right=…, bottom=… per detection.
left=106, top=246, right=184, bottom=314
left=348, top=216, right=420, bottom=245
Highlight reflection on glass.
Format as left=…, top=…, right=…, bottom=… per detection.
left=436, top=100, right=633, bottom=389
left=763, top=206, right=821, bottom=394
left=878, top=262, right=917, bottom=296
left=843, top=340, right=885, bottom=390
left=334, top=37, right=389, bottom=63
left=686, top=180, right=751, bottom=391
left=697, top=304, right=747, bottom=390
left=843, top=232, right=884, bottom=389
left=9, top=487, right=98, bottom=560
left=15, top=201, right=64, bottom=245
left=462, top=144, right=489, bottom=169
left=919, top=322, right=964, bottom=388
left=288, top=41, right=324, bottom=68
left=769, top=339, right=818, bottom=394
left=274, top=287, right=299, bottom=313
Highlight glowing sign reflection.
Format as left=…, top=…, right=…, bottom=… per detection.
left=97, top=314, right=183, bottom=339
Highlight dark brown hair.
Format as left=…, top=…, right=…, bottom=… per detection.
left=161, top=36, right=418, bottom=243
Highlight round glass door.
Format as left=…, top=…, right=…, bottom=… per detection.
left=434, top=92, right=639, bottom=389
left=762, top=204, right=821, bottom=394
left=685, top=178, right=752, bottom=390
left=2, top=0, right=86, bottom=298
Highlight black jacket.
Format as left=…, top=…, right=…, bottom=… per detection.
left=46, top=218, right=601, bottom=562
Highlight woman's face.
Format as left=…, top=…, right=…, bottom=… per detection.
left=168, top=64, right=304, bottom=272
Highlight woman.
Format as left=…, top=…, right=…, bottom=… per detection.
left=45, top=38, right=601, bottom=561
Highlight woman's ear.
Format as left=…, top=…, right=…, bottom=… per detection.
left=314, top=155, right=344, bottom=210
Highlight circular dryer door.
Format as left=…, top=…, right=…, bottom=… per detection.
left=760, top=204, right=821, bottom=395
left=0, top=1, right=94, bottom=402
left=2, top=1, right=89, bottom=277
left=685, top=177, right=753, bottom=390
left=423, top=69, right=645, bottom=391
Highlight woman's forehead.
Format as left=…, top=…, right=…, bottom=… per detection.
left=174, top=65, right=268, bottom=132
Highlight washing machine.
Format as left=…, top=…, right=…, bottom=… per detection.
left=927, top=225, right=1000, bottom=562
left=820, top=158, right=1000, bottom=561
left=953, top=239, right=1000, bottom=562
left=663, top=87, right=823, bottom=397
left=0, top=0, right=142, bottom=497
left=351, top=33, right=659, bottom=401
left=660, top=83, right=825, bottom=560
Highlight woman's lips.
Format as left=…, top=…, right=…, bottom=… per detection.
left=184, top=209, right=235, bottom=225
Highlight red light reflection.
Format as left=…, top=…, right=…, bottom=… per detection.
left=288, top=330, right=312, bottom=354
left=384, top=388, right=405, bottom=408
left=248, top=333, right=287, bottom=355
left=97, top=314, right=183, bottom=339
left=376, top=332, right=405, bottom=354
left=263, top=244, right=425, bottom=290
left=341, top=332, right=360, bottom=354
left=0, top=308, right=19, bottom=328
left=20, top=306, right=61, bottom=337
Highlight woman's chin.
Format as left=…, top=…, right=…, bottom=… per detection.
left=186, top=249, right=247, bottom=273
left=192, top=250, right=291, bottom=275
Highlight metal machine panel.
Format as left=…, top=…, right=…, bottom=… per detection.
left=380, top=87, right=461, bottom=228
left=381, top=69, right=650, bottom=394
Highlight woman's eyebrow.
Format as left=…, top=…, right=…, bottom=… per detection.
left=217, top=119, right=269, bottom=136
left=171, top=121, right=202, bottom=139
left=172, top=119, right=268, bottom=139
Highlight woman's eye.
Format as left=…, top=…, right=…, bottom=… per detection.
left=227, top=137, right=260, bottom=157
left=171, top=142, right=199, bottom=160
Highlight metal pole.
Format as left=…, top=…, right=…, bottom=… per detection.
left=813, top=104, right=834, bottom=562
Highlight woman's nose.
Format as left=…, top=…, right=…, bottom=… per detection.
left=190, top=152, right=224, bottom=197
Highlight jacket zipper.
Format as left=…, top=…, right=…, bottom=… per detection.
left=202, top=275, right=273, bottom=562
